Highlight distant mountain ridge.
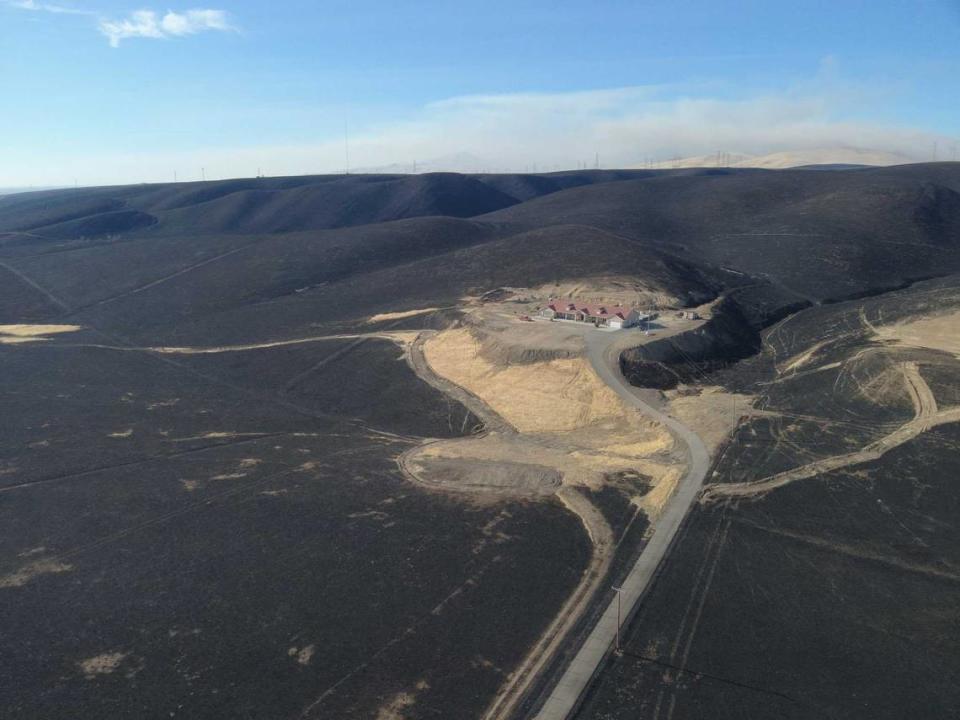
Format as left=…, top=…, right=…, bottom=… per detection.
left=636, top=146, right=920, bottom=169
left=0, top=186, right=66, bottom=197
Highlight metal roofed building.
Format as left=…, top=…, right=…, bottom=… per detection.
left=538, top=300, right=647, bottom=329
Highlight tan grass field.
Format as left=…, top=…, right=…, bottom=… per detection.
left=0, top=324, right=82, bottom=344
left=414, top=324, right=680, bottom=514
left=873, top=310, right=960, bottom=357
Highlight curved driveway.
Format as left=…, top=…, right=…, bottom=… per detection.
left=534, top=330, right=711, bottom=720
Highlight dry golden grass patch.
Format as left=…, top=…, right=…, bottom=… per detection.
left=413, top=325, right=680, bottom=502
left=376, top=680, right=429, bottom=720
left=873, top=311, right=960, bottom=357
left=424, top=328, right=653, bottom=434
left=0, top=558, right=73, bottom=588
left=78, top=652, right=127, bottom=679
left=288, top=644, right=316, bottom=665
left=366, top=307, right=438, bottom=324
left=667, top=387, right=757, bottom=452
left=635, top=467, right=682, bottom=517
left=0, top=324, right=82, bottom=344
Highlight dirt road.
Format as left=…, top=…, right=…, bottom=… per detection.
left=702, top=362, right=960, bottom=503
left=530, top=332, right=711, bottom=720
left=400, top=330, right=617, bottom=720
left=405, top=330, right=515, bottom=434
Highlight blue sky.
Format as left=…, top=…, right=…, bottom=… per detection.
left=2, top=0, right=959, bottom=185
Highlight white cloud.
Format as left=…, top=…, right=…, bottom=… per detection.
left=160, top=8, right=229, bottom=34
left=5, top=0, right=91, bottom=14
left=99, top=8, right=234, bottom=47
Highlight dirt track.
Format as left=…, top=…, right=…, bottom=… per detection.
left=526, top=330, right=711, bottom=720
left=480, top=487, right=613, bottom=720
left=701, top=362, right=960, bottom=503
left=405, top=331, right=515, bottom=434
left=394, top=319, right=713, bottom=720
left=398, top=330, right=618, bottom=720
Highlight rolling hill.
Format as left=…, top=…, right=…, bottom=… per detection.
left=639, top=146, right=919, bottom=169
left=1, top=163, right=959, bottom=720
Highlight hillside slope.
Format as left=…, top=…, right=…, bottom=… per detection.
left=0, top=170, right=669, bottom=249
left=1, top=163, right=959, bottom=720
left=481, top=163, right=960, bottom=303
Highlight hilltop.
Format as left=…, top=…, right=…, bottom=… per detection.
left=637, top=146, right=920, bottom=170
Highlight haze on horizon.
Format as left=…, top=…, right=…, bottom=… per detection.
left=2, top=0, right=959, bottom=186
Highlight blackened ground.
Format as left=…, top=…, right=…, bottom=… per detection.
left=177, top=338, right=481, bottom=439
left=513, top=485, right=653, bottom=720
left=482, top=164, right=960, bottom=304
left=576, top=424, right=960, bottom=720
left=3, top=166, right=960, bottom=719
left=0, top=338, right=590, bottom=720
left=575, top=277, right=960, bottom=720
left=620, top=295, right=766, bottom=390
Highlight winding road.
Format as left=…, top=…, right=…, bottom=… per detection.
left=532, top=331, right=711, bottom=720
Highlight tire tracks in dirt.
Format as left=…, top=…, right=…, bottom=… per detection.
left=702, top=363, right=960, bottom=503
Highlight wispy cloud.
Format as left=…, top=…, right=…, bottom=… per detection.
left=7, top=82, right=958, bottom=186
left=99, top=8, right=234, bottom=47
left=4, top=0, right=91, bottom=14
left=5, top=3, right=235, bottom=45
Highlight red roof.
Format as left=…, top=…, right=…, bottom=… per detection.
left=547, top=301, right=633, bottom=320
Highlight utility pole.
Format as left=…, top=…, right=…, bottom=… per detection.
left=344, top=121, right=350, bottom=175
left=201, top=167, right=206, bottom=182
left=174, top=170, right=177, bottom=183
left=613, top=585, right=623, bottom=652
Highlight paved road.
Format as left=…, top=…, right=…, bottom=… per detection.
left=533, top=332, right=711, bottom=720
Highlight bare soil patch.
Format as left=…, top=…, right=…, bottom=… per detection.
left=0, top=558, right=73, bottom=588
left=404, top=455, right=561, bottom=497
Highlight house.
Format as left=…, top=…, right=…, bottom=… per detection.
left=677, top=310, right=701, bottom=320
left=538, top=300, right=647, bottom=329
